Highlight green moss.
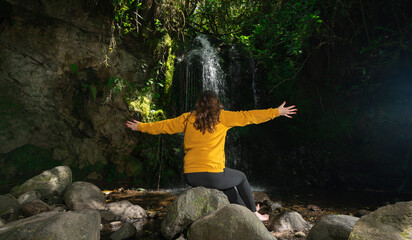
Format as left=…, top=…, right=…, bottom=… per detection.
left=400, top=229, right=412, bottom=239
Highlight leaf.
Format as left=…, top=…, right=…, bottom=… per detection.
left=70, top=64, right=79, bottom=75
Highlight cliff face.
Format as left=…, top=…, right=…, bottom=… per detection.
left=0, top=0, right=159, bottom=190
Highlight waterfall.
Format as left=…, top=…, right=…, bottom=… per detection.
left=184, top=35, right=227, bottom=110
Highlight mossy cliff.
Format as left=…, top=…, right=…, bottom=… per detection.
left=0, top=0, right=180, bottom=192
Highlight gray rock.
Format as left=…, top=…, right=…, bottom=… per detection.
left=268, top=201, right=282, bottom=211
left=10, top=166, right=72, bottom=199
left=100, top=209, right=118, bottom=222
left=17, top=191, right=42, bottom=204
left=161, top=187, right=230, bottom=240
left=20, top=200, right=51, bottom=217
left=349, top=201, right=412, bottom=240
left=110, top=222, right=137, bottom=240
left=64, top=181, right=106, bottom=211
left=254, top=191, right=271, bottom=202
left=307, top=215, right=359, bottom=240
left=107, top=200, right=146, bottom=221
left=0, top=195, right=20, bottom=222
left=51, top=205, right=67, bottom=212
left=187, top=204, right=276, bottom=240
left=268, top=211, right=312, bottom=232
left=0, top=209, right=100, bottom=240
left=0, top=218, right=5, bottom=227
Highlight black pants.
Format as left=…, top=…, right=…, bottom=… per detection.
left=184, top=168, right=257, bottom=212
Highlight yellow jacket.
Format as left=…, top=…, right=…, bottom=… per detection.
left=137, top=108, right=280, bottom=173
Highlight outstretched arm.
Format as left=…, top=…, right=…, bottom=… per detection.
left=126, top=113, right=190, bottom=135
left=221, top=102, right=297, bottom=128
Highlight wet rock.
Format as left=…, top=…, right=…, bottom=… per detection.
left=253, top=191, right=271, bottom=202
left=0, top=209, right=100, bottom=240
left=354, top=209, right=371, bottom=217
left=107, top=200, right=145, bottom=221
left=64, top=181, right=106, bottom=211
left=110, top=222, right=136, bottom=240
left=187, top=204, right=275, bottom=240
left=20, top=200, right=51, bottom=217
left=51, top=204, right=67, bottom=212
left=100, top=209, right=118, bottom=222
left=306, top=204, right=321, bottom=211
left=268, top=211, right=312, bottom=232
left=307, top=214, right=359, bottom=240
left=0, top=195, right=20, bottom=222
left=268, top=201, right=282, bottom=211
left=10, top=166, right=72, bottom=200
left=349, top=201, right=412, bottom=240
left=17, top=191, right=42, bottom=205
left=295, top=231, right=306, bottom=237
left=101, top=221, right=123, bottom=233
left=161, top=187, right=229, bottom=240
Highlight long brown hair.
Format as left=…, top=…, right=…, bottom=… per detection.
left=193, top=91, right=223, bottom=134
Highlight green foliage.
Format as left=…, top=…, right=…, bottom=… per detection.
left=113, top=0, right=143, bottom=35
left=70, top=64, right=79, bottom=75
left=188, top=0, right=259, bottom=41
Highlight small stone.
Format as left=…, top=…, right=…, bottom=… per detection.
left=110, top=222, right=136, bottom=240
left=253, top=191, right=271, bottom=203
left=268, top=201, right=282, bottom=211
left=295, top=231, right=306, bottom=237
left=307, top=204, right=320, bottom=211
left=20, top=200, right=51, bottom=217
left=17, top=191, right=42, bottom=205
left=51, top=205, right=67, bottom=212
left=0, top=195, right=20, bottom=222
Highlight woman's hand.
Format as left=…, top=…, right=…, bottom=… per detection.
left=277, top=101, right=297, bottom=118
left=126, top=119, right=140, bottom=131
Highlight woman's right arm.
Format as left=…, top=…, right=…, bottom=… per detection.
left=221, top=102, right=297, bottom=128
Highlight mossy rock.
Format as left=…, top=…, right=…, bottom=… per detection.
left=0, top=145, right=60, bottom=194
left=10, top=166, right=72, bottom=199
left=161, top=187, right=229, bottom=240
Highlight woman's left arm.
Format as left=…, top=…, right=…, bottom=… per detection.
left=126, top=113, right=189, bottom=135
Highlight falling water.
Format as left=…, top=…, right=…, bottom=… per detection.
left=184, top=35, right=227, bottom=110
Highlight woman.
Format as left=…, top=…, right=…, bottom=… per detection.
left=126, top=91, right=297, bottom=221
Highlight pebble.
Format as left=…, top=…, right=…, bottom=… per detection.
left=307, top=204, right=321, bottom=211
left=295, top=231, right=306, bottom=237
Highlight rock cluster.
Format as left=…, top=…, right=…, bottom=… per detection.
left=0, top=166, right=145, bottom=240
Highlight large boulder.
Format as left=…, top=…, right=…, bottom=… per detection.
left=161, top=187, right=230, bottom=240
left=0, top=209, right=100, bottom=240
left=106, top=200, right=146, bottom=221
left=10, top=166, right=72, bottom=199
left=268, top=211, right=312, bottom=232
left=307, top=215, right=359, bottom=240
left=349, top=201, right=412, bottom=240
left=64, top=181, right=106, bottom=211
left=0, top=195, right=20, bottom=222
left=187, top=204, right=275, bottom=240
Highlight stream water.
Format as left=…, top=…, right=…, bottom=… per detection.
left=101, top=187, right=412, bottom=240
